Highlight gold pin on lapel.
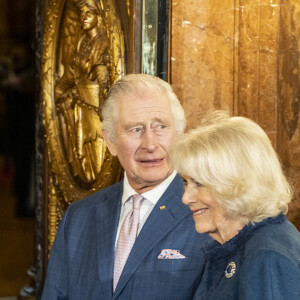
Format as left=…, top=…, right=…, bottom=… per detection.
left=160, top=205, right=166, bottom=210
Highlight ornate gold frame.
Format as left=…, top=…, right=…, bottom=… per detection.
left=42, top=0, right=125, bottom=253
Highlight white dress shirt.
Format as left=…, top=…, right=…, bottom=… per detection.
left=115, top=170, right=177, bottom=245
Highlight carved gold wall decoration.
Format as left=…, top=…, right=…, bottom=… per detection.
left=42, top=0, right=125, bottom=252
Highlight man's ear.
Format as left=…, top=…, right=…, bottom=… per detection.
left=102, top=129, right=118, bottom=157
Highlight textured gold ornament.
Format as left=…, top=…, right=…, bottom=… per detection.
left=42, top=0, right=125, bottom=252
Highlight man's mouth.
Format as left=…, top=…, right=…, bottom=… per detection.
left=139, top=158, right=164, bottom=165
left=192, top=208, right=208, bottom=216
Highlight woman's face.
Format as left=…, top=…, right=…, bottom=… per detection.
left=182, top=175, right=240, bottom=244
left=80, top=6, right=98, bottom=30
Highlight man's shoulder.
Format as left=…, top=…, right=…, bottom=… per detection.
left=163, top=173, right=184, bottom=196
left=68, top=180, right=123, bottom=211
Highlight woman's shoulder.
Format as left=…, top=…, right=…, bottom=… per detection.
left=244, top=216, right=300, bottom=263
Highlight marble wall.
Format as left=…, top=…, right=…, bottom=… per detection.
left=170, top=0, right=300, bottom=228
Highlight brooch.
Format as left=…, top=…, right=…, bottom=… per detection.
left=225, top=262, right=236, bottom=278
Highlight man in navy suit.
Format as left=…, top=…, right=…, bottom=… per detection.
left=42, top=74, right=211, bottom=300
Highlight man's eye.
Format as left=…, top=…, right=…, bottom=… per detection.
left=131, top=127, right=141, bottom=133
left=154, top=124, right=166, bottom=133
left=156, top=124, right=166, bottom=130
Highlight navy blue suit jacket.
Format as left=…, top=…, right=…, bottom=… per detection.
left=42, top=174, right=211, bottom=300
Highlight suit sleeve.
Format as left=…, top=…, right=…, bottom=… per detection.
left=41, top=208, right=70, bottom=300
left=239, top=250, right=300, bottom=300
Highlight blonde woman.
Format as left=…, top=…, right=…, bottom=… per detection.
left=170, top=111, right=300, bottom=300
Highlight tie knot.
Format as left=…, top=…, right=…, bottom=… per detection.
left=132, top=194, right=144, bottom=210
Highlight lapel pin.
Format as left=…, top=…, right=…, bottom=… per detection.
left=225, top=262, right=236, bottom=278
left=160, top=205, right=166, bottom=210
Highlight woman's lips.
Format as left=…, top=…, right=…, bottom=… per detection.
left=192, top=208, right=208, bottom=216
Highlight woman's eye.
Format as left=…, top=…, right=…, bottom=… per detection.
left=182, top=179, right=187, bottom=186
left=195, top=181, right=203, bottom=187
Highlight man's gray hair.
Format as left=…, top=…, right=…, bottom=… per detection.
left=101, top=74, right=186, bottom=142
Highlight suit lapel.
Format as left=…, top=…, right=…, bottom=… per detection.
left=113, top=175, right=189, bottom=299
left=96, top=182, right=123, bottom=296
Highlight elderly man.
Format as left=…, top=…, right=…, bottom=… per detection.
left=42, top=74, right=210, bottom=300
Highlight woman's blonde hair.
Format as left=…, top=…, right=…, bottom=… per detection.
left=170, top=111, right=293, bottom=225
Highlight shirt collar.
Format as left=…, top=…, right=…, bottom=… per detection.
left=122, top=170, right=177, bottom=206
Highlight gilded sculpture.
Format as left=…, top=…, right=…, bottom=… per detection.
left=55, top=0, right=110, bottom=184
left=42, top=0, right=125, bottom=252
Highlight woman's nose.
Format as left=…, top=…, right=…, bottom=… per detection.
left=182, top=186, right=193, bottom=206
left=182, top=190, right=189, bottom=205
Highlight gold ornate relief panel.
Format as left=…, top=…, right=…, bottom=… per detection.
left=42, top=0, right=125, bottom=252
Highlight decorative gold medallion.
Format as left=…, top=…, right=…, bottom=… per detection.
left=160, top=205, right=166, bottom=210
left=225, top=262, right=236, bottom=278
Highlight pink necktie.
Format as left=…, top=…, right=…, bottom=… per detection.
left=113, top=194, right=144, bottom=291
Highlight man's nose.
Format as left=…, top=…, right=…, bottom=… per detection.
left=141, top=129, right=158, bottom=151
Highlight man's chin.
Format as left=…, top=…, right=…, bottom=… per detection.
left=138, top=172, right=171, bottom=186
left=133, top=179, right=164, bottom=193
left=127, top=168, right=174, bottom=192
